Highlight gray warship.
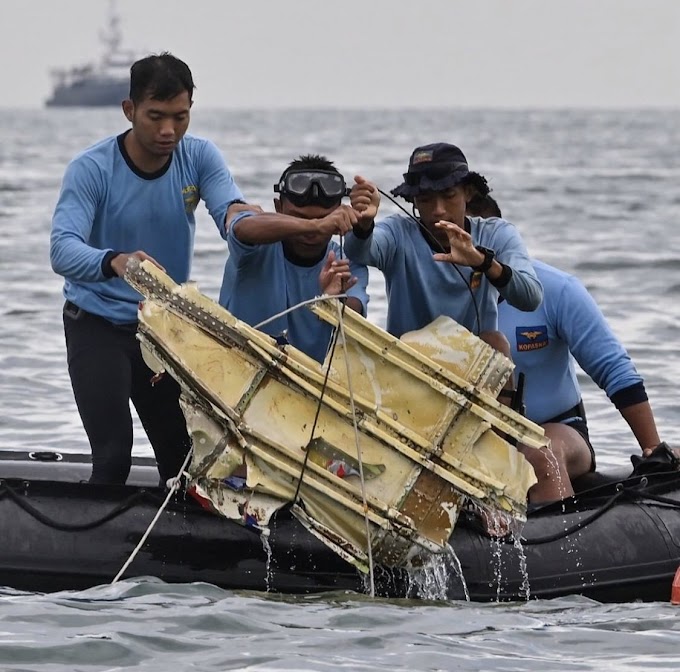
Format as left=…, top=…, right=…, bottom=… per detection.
left=45, top=1, right=139, bottom=107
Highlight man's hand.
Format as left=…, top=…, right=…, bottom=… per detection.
left=319, top=250, right=357, bottom=295
left=643, top=443, right=680, bottom=460
left=432, top=221, right=485, bottom=266
left=111, top=251, right=164, bottom=278
left=316, top=205, right=359, bottom=237
left=350, top=175, right=380, bottom=227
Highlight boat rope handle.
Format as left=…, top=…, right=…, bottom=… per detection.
left=111, top=446, right=195, bottom=584
left=514, top=477, right=680, bottom=545
left=0, top=483, right=158, bottom=531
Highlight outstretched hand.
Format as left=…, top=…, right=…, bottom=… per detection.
left=319, top=250, right=357, bottom=296
left=432, top=221, right=485, bottom=267
left=350, top=175, right=380, bottom=227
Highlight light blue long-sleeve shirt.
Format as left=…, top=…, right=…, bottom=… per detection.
left=343, top=215, right=542, bottom=337
left=498, top=259, right=644, bottom=424
left=50, top=132, right=244, bottom=323
left=219, top=224, right=369, bottom=362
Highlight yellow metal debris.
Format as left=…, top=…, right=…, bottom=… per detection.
left=125, top=259, right=545, bottom=569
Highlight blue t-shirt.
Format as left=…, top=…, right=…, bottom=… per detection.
left=219, top=226, right=369, bottom=362
left=50, top=132, right=244, bottom=323
left=498, top=259, right=644, bottom=424
left=343, top=215, right=542, bottom=337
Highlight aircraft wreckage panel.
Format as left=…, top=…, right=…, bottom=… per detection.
left=126, top=260, right=544, bottom=570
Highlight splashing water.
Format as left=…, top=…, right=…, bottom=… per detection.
left=469, top=500, right=529, bottom=601
left=512, top=534, right=531, bottom=601
left=543, top=445, right=585, bottom=584
left=444, top=543, right=470, bottom=602
left=404, top=553, right=450, bottom=601
left=401, top=545, right=471, bottom=602
left=260, top=527, right=273, bottom=592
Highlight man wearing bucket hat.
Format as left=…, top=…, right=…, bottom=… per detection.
left=346, top=143, right=542, bottom=357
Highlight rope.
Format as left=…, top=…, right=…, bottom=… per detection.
left=281, top=236, right=375, bottom=594
left=111, top=447, right=194, bottom=584
left=254, top=294, right=350, bottom=330
left=520, top=491, right=622, bottom=545
left=291, top=310, right=345, bottom=505
left=289, top=237, right=353, bottom=504
left=334, top=299, right=376, bottom=596
left=512, top=476, right=680, bottom=545
left=0, top=482, right=158, bottom=532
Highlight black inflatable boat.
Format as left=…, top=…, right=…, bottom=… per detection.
left=1, top=448, right=678, bottom=602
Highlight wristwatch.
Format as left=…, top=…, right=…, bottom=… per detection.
left=471, top=246, right=495, bottom=273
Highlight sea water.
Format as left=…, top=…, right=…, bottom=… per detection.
left=1, top=108, right=680, bottom=670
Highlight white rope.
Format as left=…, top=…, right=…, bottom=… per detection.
left=111, top=446, right=194, bottom=584
left=254, top=293, right=350, bottom=330
left=333, top=300, right=375, bottom=597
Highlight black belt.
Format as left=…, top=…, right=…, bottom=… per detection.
left=546, top=400, right=586, bottom=425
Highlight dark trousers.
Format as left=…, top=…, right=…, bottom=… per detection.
left=63, top=302, right=191, bottom=485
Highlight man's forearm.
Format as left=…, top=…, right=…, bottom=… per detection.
left=345, top=296, right=364, bottom=316
left=234, top=213, right=316, bottom=244
left=621, top=401, right=660, bottom=451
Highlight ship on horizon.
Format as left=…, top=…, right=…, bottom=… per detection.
left=45, top=1, right=141, bottom=108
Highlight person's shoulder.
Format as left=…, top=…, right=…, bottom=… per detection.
left=64, top=135, right=118, bottom=179
left=176, top=134, right=228, bottom=171
left=70, top=135, right=118, bottom=164
left=376, top=212, right=414, bottom=235
left=178, top=133, right=219, bottom=154
left=473, top=215, right=515, bottom=230
left=470, top=216, right=520, bottom=240
left=532, top=259, right=585, bottom=295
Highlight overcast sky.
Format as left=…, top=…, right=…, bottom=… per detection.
left=3, top=0, right=679, bottom=109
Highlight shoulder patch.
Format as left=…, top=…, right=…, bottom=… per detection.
left=183, top=184, right=199, bottom=213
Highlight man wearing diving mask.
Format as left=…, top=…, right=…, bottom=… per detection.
left=218, top=155, right=370, bottom=363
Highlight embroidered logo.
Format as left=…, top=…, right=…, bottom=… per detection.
left=516, top=325, right=548, bottom=351
left=182, top=185, right=199, bottom=213
left=412, top=150, right=433, bottom=164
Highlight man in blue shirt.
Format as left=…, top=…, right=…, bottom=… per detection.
left=345, top=143, right=542, bottom=368
left=219, top=155, right=369, bottom=363
left=469, top=195, right=661, bottom=503
left=50, top=53, right=249, bottom=485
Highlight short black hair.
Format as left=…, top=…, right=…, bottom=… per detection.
left=277, top=154, right=341, bottom=184
left=467, top=193, right=502, bottom=219
left=129, top=52, right=195, bottom=104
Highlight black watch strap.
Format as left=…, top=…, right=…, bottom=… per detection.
left=471, top=246, right=495, bottom=273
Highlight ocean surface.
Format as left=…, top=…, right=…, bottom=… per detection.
left=1, top=108, right=679, bottom=670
